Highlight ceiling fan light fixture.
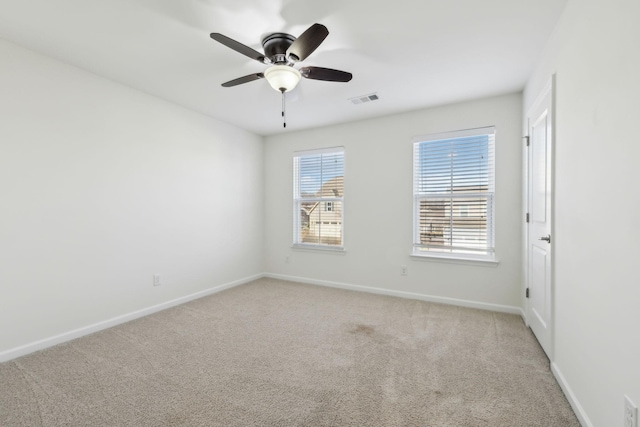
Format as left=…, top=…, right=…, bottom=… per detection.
left=264, top=65, right=301, bottom=92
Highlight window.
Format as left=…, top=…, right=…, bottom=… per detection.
left=413, top=127, right=495, bottom=259
left=293, top=147, right=344, bottom=249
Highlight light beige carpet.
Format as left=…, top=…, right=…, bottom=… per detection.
left=0, top=278, right=579, bottom=426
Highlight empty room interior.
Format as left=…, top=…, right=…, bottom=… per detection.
left=1, top=0, right=639, bottom=426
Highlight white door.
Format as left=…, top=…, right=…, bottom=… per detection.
left=526, top=78, right=554, bottom=358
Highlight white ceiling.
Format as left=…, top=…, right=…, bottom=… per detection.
left=0, top=0, right=567, bottom=136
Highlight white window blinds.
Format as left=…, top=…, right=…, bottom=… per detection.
left=293, top=147, right=344, bottom=248
left=413, top=127, right=495, bottom=257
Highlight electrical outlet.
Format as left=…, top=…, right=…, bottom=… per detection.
left=401, top=266, right=408, bottom=276
left=625, top=395, right=638, bottom=427
left=285, top=256, right=290, bottom=263
left=153, top=274, right=161, bottom=286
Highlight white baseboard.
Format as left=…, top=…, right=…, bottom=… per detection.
left=0, top=273, right=262, bottom=363
left=1, top=272, right=524, bottom=363
left=264, top=273, right=522, bottom=315
left=518, top=307, right=527, bottom=322
left=551, top=362, right=593, bottom=427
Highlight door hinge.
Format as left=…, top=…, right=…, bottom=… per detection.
left=526, top=288, right=530, bottom=298
left=523, top=135, right=530, bottom=146
left=526, top=213, right=530, bottom=223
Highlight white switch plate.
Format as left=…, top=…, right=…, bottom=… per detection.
left=626, top=395, right=638, bottom=427
left=401, top=266, right=408, bottom=276
left=153, top=274, right=161, bottom=286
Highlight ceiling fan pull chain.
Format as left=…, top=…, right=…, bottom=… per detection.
left=281, top=89, right=286, bottom=128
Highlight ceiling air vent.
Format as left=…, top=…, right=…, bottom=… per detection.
left=349, top=93, right=379, bottom=105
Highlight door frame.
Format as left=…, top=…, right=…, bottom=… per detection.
left=524, top=75, right=556, bottom=360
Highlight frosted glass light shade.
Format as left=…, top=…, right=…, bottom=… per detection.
left=264, top=65, right=301, bottom=92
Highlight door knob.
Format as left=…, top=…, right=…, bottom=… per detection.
left=539, top=235, right=551, bottom=243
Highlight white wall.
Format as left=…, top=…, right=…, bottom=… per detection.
left=524, top=0, right=640, bottom=425
left=0, top=39, right=264, bottom=357
left=265, top=93, right=523, bottom=310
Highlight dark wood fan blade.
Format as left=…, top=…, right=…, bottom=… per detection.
left=300, top=66, right=352, bottom=82
left=287, top=23, right=329, bottom=62
left=221, top=73, right=265, bottom=87
left=210, top=33, right=266, bottom=63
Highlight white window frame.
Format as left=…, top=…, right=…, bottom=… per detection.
left=293, top=147, right=345, bottom=251
left=412, top=127, right=496, bottom=263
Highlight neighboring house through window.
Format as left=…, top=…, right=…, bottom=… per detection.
left=293, top=147, right=344, bottom=249
left=412, top=127, right=495, bottom=260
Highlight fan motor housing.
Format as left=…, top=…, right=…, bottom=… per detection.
left=262, top=33, right=296, bottom=63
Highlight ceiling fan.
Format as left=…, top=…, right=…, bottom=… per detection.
left=210, top=24, right=353, bottom=127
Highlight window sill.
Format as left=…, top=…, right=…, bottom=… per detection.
left=410, top=253, right=499, bottom=267
left=291, top=244, right=346, bottom=255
